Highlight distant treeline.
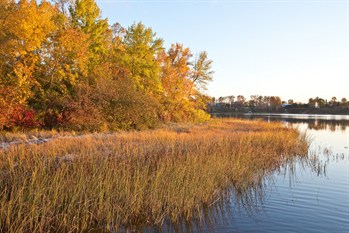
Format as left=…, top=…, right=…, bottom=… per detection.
left=0, top=0, right=213, bottom=131
left=210, top=95, right=349, bottom=114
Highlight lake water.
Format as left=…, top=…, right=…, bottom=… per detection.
left=152, top=114, right=349, bottom=233
left=208, top=114, right=349, bottom=233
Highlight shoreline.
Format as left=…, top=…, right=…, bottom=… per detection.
left=211, top=111, right=349, bottom=116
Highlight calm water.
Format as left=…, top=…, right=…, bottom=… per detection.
left=149, top=114, right=349, bottom=233
left=209, top=114, right=349, bottom=233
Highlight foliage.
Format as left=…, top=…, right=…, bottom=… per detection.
left=122, top=22, right=164, bottom=95
left=69, top=0, right=110, bottom=68
left=159, top=43, right=213, bottom=122
left=159, top=43, right=193, bottom=121
left=8, top=105, right=41, bottom=130
left=0, top=0, right=214, bottom=131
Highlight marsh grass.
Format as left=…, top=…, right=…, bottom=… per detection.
left=0, top=119, right=308, bottom=232
left=0, top=129, right=76, bottom=143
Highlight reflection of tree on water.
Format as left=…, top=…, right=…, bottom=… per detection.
left=239, top=115, right=349, bottom=132
left=305, top=120, right=349, bottom=132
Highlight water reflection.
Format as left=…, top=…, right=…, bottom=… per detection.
left=139, top=155, right=345, bottom=233
left=236, top=114, right=349, bottom=132
left=142, top=115, right=349, bottom=233
left=97, top=115, right=349, bottom=233
left=142, top=184, right=268, bottom=233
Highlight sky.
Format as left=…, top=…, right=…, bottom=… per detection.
left=96, top=0, right=349, bottom=103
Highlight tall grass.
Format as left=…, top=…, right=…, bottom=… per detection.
left=0, top=119, right=308, bottom=232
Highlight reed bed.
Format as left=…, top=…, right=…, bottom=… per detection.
left=0, top=119, right=308, bottom=232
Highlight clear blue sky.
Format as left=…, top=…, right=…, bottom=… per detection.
left=96, top=0, right=348, bottom=103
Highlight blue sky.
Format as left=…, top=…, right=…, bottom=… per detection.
left=96, top=0, right=348, bottom=103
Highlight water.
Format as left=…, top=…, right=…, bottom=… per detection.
left=207, top=114, right=349, bottom=233
left=150, top=114, right=349, bottom=233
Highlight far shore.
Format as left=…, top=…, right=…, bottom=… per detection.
left=210, top=107, right=349, bottom=116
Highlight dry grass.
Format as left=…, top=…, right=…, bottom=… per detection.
left=0, top=119, right=308, bottom=232
left=0, top=129, right=76, bottom=143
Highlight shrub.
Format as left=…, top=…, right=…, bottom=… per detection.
left=8, top=105, right=41, bottom=130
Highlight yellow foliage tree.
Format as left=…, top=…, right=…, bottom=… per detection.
left=0, top=0, right=56, bottom=101
left=159, top=43, right=194, bottom=121
left=0, top=0, right=57, bottom=128
left=123, top=22, right=164, bottom=96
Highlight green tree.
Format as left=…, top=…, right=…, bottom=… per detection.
left=122, top=22, right=164, bottom=95
left=69, top=0, right=110, bottom=67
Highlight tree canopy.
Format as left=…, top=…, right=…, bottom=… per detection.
left=0, top=0, right=214, bottom=131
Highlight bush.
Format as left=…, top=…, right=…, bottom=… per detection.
left=9, top=105, right=41, bottom=130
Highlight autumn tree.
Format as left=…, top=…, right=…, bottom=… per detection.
left=0, top=0, right=56, bottom=100
left=89, top=37, right=161, bottom=130
left=122, top=22, right=164, bottom=95
left=269, top=96, right=282, bottom=110
left=159, top=43, right=193, bottom=121
left=35, top=0, right=112, bottom=128
left=158, top=43, right=213, bottom=122
left=0, top=0, right=57, bottom=128
left=37, top=26, right=90, bottom=127
left=0, top=0, right=214, bottom=130
left=69, top=0, right=110, bottom=68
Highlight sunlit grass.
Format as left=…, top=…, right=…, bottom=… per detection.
left=0, top=129, right=75, bottom=143
left=0, top=119, right=308, bottom=232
